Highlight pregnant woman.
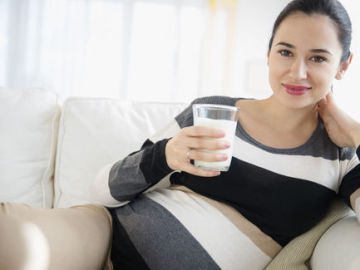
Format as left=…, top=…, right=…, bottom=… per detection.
left=92, top=0, right=360, bottom=269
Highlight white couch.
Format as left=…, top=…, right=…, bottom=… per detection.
left=1, top=88, right=359, bottom=269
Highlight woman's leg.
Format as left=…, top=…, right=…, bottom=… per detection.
left=0, top=203, right=113, bottom=270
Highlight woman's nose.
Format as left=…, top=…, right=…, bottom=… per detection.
left=289, top=58, right=307, bottom=80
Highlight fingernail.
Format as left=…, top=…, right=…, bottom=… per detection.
left=218, top=141, right=230, bottom=148
left=223, top=141, right=230, bottom=148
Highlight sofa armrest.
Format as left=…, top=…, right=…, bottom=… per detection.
left=310, top=215, right=360, bottom=270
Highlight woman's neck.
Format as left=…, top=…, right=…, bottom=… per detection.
left=235, top=97, right=319, bottom=149
left=259, top=96, right=319, bottom=133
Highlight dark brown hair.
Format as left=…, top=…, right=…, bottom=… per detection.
left=268, top=0, right=352, bottom=62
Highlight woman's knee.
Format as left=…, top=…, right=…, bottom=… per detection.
left=0, top=203, right=113, bottom=270
left=0, top=203, right=51, bottom=270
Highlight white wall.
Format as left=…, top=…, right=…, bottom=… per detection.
left=334, top=1, right=360, bottom=119
left=230, top=0, right=290, bottom=99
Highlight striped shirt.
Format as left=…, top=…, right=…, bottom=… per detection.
left=93, top=96, right=360, bottom=270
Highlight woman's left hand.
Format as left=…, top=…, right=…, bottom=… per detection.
left=317, top=92, right=360, bottom=148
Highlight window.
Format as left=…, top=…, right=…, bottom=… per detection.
left=1, top=0, right=359, bottom=118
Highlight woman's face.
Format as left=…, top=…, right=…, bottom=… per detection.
left=268, top=12, right=347, bottom=109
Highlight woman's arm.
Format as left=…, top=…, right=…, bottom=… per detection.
left=91, top=98, right=230, bottom=207
left=90, top=123, right=178, bottom=207
left=106, top=138, right=174, bottom=204
left=338, top=157, right=360, bottom=223
left=318, top=92, right=360, bottom=222
left=317, top=92, right=360, bottom=148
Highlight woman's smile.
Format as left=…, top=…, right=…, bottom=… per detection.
left=282, top=83, right=312, bottom=96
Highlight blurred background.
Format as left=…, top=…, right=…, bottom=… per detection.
left=0, top=0, right=359, bottom=116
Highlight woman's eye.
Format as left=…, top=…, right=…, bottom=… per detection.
left=278, top=50, right=292, bottom=57
left=310, top=56, right=326, bottom=63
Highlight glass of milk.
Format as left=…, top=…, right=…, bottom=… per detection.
left=192, top=104, right=239, bottom=171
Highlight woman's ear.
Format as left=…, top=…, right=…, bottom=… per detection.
left=335, top=53, right=353, bottom=80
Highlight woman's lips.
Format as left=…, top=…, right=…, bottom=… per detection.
left=282, top=84, right=312, bottom=96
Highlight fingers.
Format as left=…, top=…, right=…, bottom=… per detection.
left=317, top=102, right=332, bottom=123
left=167, top=151, right=221, bottom=177
left=185, top=137, right=230, bottom=151
left=183, top=126, right=225, bottom=138
left=318, top=92, right=334, bottom=107
left=317, top=92, right=334, bottom=115
left=181, top=126, right=230, bottom=150
left=318, top=92, right=340, bottom=118
left=317, top=100, right=327, bottom=115
left=317, top=97, right=326, bottom=108
left=181, top=149, right=227, bottom=177
left=181, top=162, right=221, bottom=177
left=165, top=126, right=231, bottom=177
left=187, top=149, right=228, bottom=163
left=325, top=91, right=335, bottom=103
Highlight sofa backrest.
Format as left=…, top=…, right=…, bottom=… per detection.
left=54, top=97, right=186, bottom=208
left=0, top=88, right=60, bottom=208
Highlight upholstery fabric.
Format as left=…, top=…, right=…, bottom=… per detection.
left=54, top=97, right=185, bottom=208
left=0, top=88, right=60, bottom=208
left=310, top=215, right=360, bottom=270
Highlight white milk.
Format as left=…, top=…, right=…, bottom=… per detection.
left=193, top=117, right=237, bottom=171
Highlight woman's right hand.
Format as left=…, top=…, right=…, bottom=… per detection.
left=165, top=126, right=230, bottom=177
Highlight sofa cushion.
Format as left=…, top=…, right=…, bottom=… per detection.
left=310, top=214, right=360, bottom=270
left=54, top=97, right=186, bottom=208
left=0, top=88, right=60, bottom=208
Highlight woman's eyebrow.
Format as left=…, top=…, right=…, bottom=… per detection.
left=275, top=41, right=333, bottom=55
left=275, top=41, right=295, bottom=48
left=310, top=48, right=333, bottom=55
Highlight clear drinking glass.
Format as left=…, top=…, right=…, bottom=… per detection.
left=192, top=104, right=239, bottom=171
